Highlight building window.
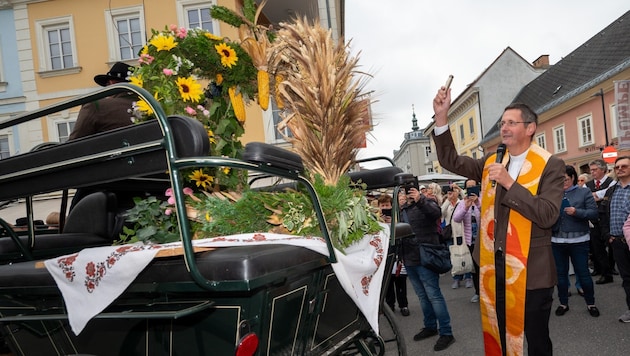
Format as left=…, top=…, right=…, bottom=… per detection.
left=57, top=121, right=75, bottom=143
left=553, top=125, right=566, bottom=153
left=536, top=132, right=546, bottom=150
left=262, top=98, right=292, bottom=143
left=177, top=0, right=220, bottom=34
left=427, top=167, right=434, bottom=173
left=459, top=124, right=464, bottom=140
left=472, top=151, right=477, bottom=159
left=469, top=117, right=474, bottom=135
left=424, top=146, right=431, bottom=158
left=105, top=6, right=145, bottom=61
left=577, top=115, right=593, bottom=147
left=36, top=17, right=77, bottom=71
left=0, top=135, right=9, bottom=159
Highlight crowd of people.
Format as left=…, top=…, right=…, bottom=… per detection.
left=371, top=85, right=630, bottom=354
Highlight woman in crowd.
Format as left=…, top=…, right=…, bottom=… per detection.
left=552, top=165, right=600, bottom=317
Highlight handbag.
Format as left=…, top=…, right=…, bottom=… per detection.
left=419, top=243, right=452, bottom=274
left=449, top=242, right=473, bottom=276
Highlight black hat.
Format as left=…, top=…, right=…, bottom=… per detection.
left=94, top=62, right=132, bottom=86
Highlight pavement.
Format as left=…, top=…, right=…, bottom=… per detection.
left=382, top=271, right=629, bottom=355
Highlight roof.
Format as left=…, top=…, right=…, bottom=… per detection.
left=482, top=10, right=630, bottom=143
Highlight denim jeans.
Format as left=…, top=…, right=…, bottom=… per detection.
left=405, top=264, right=453, bottom=335
left=552, top=241, right=595, bottom=305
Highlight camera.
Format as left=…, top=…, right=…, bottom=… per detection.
left=466, top=186, right=480, bottom=197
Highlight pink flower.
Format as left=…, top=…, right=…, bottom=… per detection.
left=202, top=110, right=210, bottom=117
left=169, top=24, right=178, bottom=32
left=185, top=106, right=196, bottom=115
left=183, top=187, right=194, bottom=197
left=165, top=208, right=172, bottom=216
left=163, top=68, right=174, bottom=76
left=139, top=54, right=154, bottom=65
left=177, top=27, right=188, bottom=39
left=167, top=196, right=175, bottom=205
left=165, top=188, right=174, bottom=197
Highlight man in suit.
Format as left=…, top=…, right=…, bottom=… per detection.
left=69, top=62, right=135, bottom=140
left=586, top=159, right=616, bottom=284
left=432, top=87, right=564, bottom=356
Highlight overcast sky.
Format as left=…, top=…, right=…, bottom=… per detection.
left=344, top=1, right=629, bottom=167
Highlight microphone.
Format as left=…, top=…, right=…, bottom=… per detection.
left=492, top=144, right=507, bottom=187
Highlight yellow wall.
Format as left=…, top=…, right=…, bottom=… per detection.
left=27, top=0, right=266, bottom=144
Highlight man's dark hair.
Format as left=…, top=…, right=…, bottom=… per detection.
left=504, top=102, right=538, bottom=125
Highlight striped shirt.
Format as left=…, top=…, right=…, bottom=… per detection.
left=609, top=183, right=630, bottom=237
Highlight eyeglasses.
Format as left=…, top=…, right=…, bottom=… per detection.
left=614, top=164, right=629, bottom=170
left=497, top=121, right=531, bottom=129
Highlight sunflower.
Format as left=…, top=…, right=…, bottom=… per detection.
left=128, top=75, right=143, bottom=87
left=189, top=169, right=214, bottom=190
left=204, top=33, right=223, bottom=41
left=215, top=43, right=238, bottom=68
left=150, top=33, right=177, bottom=51
left=176, top=76, right=203, bottom=102
left=134, top=99, right=153, bottom=115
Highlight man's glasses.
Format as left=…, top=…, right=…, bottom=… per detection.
left=614, top=164, right=629, bottom=170
left=497, top=121, right=531, bottom=129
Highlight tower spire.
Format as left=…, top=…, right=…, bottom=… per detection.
left=411, top=104, right=419, bottom=131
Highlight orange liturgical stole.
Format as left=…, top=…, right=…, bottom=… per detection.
left=479, top=144, right=550, bottom=356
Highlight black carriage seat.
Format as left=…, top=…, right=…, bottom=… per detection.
left=347, top=166, right=404, bottom=190
left=0, top=115, right=210, bottom=202
left=0, top=192, right=119, bottom=260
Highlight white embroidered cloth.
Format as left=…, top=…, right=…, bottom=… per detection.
left=44, top=226, right=390, bottom=335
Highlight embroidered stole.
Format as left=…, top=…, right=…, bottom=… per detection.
left=479, top=144, right=551, bottom=356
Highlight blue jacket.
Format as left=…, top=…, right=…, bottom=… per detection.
left=552, top=185, right=597, bottom=235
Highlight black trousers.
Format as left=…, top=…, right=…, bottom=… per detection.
left=611, top=238, right=630, bottom=309
left=385, top=274, right=408, bottom=309
left=590, top=224, right=612, bottom=277
left=524, top=287, right=554, bottom=356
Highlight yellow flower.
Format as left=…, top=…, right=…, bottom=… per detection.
left=150, top=34, right=177, bottom=51
left=216, top=73, right=224, bottom=85
left=222, top=167, right=231, bottom=175
left=206, top=128, right=216, bottom=144
left=176, top=76, right=203, bottom=102
left=189, top=169, right=214, bottom=190
left=135, top=99, right=153, bottom=115
left=204, top=33, right=223, bottom=41
left=215, top=43, right=238, bottom=68
left=141, top=45, right=149, bottom=55
left=129, top=75, right=143, bottom=87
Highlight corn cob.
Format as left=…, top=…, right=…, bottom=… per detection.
left=258, top=69, right=270, bottom=111
left=229, top=86, right=246, bottom=123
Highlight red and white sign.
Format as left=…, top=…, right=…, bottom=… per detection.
left=615, top=80, right=630, bottom=149
left=602, top=146, right=618, bottom=163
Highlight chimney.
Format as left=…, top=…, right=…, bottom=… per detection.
left=532, top=55, right=550, bottom=69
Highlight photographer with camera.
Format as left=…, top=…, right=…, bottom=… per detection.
left=400, top=184, right=456, bottom=351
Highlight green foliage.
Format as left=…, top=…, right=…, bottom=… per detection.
left=117, top=196, right=179, bottom=245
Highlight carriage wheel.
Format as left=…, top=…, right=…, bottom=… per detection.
left=378, top=304, right=407, bottom=356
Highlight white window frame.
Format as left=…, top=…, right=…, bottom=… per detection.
left=424, top=145, right=431, bottom=158
left=0, top=134, right=10, bottom=159
left=468, top=117, right=474, bottom=135
left=553, top=125, right=566, bottom=153
left=176, top=0, right=221, bottom=34
left=611, top=103, right=618, bottom=140
left=427, top=167, right=434, bottom=173
left=262, top=99, right=291, bottom=144
left=577, top=114, right=593, bottom=147
left=105, top=6, right=146, bottom=62
left=35, top=16, right=79, bottom=75
left=535, top=132, right=546, bottom=150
